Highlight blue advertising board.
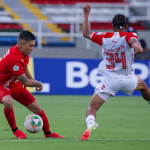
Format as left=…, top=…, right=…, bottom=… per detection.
left=33, top=58, right=150, bottom=96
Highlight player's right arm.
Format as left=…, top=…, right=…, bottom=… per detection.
left=129, top=38, right=143, bottom=54
left=127, top=33, right=143, bottom=54
left=17, top=74, right=43, bottom=91
left=83, top=4, right=94, bottom=39
left=6, top=60, right=43, bottom=92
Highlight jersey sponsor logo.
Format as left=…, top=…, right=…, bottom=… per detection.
left=3, top=85, right=9, bottom=91
left=13, top=65, right=19, bottom=71
left=5, top=76, right=15, bottom=86
left=112, top=41, right=117, bottom=43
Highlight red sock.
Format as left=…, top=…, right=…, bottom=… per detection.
left=37, top=109, right=50, bottom=133
left=4, top=107, right=17, bottom=129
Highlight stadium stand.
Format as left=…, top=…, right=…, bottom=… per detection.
left=0, top=0, right=74, bottom=47
left=34, top=0, right=146, bottom=32
left=58, top=22, right=146, bottom=33
left=0, top=0, right=148, bottom=47
left=0, top=23, right=23, bottom=31
left=0, top=3, right=24, bottom=46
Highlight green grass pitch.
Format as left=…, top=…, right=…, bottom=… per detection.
left=0, top=95, right=150, bottom=150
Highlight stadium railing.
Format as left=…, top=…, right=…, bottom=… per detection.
left=0, top=3, right=149, bottom=49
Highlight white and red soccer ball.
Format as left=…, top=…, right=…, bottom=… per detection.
left=24, top=114, right=43, bottom=133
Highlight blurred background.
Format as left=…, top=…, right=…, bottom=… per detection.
left=0, top=0, right=150, bottom=95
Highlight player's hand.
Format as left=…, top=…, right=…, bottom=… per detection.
left=134, top=49, right=141, bottom=54
left=133, top=45, right=143, bottom=54
left=36, top=81, right=43, bottom=92
left=83, top=4, right=91, bottom=15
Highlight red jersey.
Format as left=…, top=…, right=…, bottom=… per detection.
left=0, top=45, right=29, bottom=89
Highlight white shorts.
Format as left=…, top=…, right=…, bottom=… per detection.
left=95, top=75, right=138, bottom=101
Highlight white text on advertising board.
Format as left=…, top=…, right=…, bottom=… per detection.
left=66, top=61, right=149, bottom=88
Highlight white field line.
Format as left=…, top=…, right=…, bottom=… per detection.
left=0, top=139, right=150, bottom=142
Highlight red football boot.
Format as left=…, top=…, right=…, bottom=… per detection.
left=13, top=129, right=27, bottom=139
left=80, top=123, right=98, bottom=140
left=80, top=129, right=91, bottom=140
left=45, top=132, right=64, bottom=138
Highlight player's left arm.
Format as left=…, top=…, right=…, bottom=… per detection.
left=25, top=67, right=34, bottom=80
left=83, top=4, right=94, bottom=39
left=25, top=67, right=41, bottom=91
left=129, top=38, right=143, bottom=54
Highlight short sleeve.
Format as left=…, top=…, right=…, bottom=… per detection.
left=7, top=60, right=24, bottom=77
left=126, top=32, right=138, bottom=46
left=90, top=32, right=106, bottom=46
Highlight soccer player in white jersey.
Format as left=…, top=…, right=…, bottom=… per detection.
left=80, top=4, right=150, bottom=140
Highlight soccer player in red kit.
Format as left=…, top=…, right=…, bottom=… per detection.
left=80, top=4, right=150, bottom=140
left=0, top=30, right=64, bottom=139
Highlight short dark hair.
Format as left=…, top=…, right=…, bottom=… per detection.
left=18, top=30, right=35, bottom=41
left=112, top=14, right=127, bottom=29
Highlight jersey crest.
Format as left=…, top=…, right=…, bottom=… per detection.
left=13, top=65, right=19, bottom=71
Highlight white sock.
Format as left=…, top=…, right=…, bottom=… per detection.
left=147, top=101, right=150, bottom=105
left=86, top=115, right=95, bottom=128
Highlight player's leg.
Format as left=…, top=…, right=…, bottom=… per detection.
left=81, top=91, right=110, bottom=140
left=86, top=92, right=106, bottom=124
left=14, top=89, right=64, bottom=138
left=81, top=76, right=116, bottom=140
left=135, top=75, right=150, bottom=103
left=0, top=88, right=26, bottom=139
left=1, top=95, right=17, bottom=130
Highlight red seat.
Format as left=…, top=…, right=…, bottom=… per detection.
left=58, top=22, right=146, bottom=30
left=58, top=24, right=70, bottom=30
left=0, top=23, right=23, bottom=30
left=90, top=22, right=146, bottom=30
left=10, top=24, right=23, bottom=29
left=30, top=0, right=125, bottom=4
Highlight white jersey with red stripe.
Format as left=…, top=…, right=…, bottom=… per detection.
left=90, top=32, right=138, bottom=79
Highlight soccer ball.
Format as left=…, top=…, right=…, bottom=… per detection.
left=24, top=114, right=43, bottom=133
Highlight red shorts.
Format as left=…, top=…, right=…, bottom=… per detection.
left=0, top=85, right=35, bottom=106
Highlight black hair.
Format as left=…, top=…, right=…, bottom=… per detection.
left=112, top=14, right=127, bottom=29
left=18, top=30, right=35, bottom=41
left=139, top=39, right=147, bottom=48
